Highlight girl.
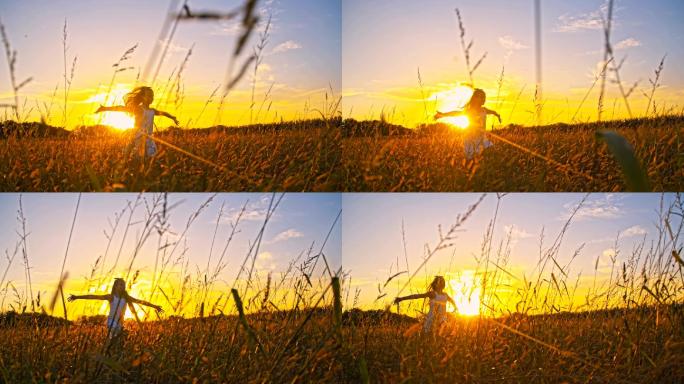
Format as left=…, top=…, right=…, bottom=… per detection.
left=68, top=278, right=163, bottom=339
left=394, top=276, right=456, bottom=332
left=95, top=86, right=178, bottom=157
left=434, top=88, right=501, bottom=160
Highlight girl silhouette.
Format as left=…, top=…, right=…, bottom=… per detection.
left=394, top=276, right=456, bottom=332
left=435, top=88, right=501, bottom=160
left=68, top=278, right=163, bottom=341
left=95, top=86, right=178, bottom=157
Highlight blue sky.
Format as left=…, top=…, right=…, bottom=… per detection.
left=0, top=0, right=341, bottom=126
left=0, top=193, right=341, bottom=310
left=0, top=192, right=680, bottom=314
left=342, top=193, right=681, bottom=307
left=342, top=0, right=684, bottom=125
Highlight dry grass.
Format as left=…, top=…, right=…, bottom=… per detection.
left=336, top=193, right=684, bottom=383
left=340, top=117, right=684, bottom=191
left=338, top=306, right=683, bottom=383
left=0, top=193, right=343, bottom=382
left=0, top=122, right=341, bottom=191
left=0, top=310, right=342, bottom=383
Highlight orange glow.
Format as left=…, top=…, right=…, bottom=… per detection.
left=442, top=115, right=470, bottom=129
left=98, top=112, right=135, bottom=130
left=448, top=270, right=481, bottom=316
left=432, top=84, right=474, bottom=129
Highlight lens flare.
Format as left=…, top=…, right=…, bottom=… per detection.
left=430, top=84, right=474, bottom=129
left=98, top=112, right=135, bottom=130
left=448, top=270, right=481, bottom=316
left=442, top=115, right=470, bottom=129
left=84, top=86, right=136, bottom=130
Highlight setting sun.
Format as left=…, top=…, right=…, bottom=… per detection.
left=448, top=270, right=481, bottom=316
left=432, top=85, right=474, bottom=129
left=442, top=115, right=470, bottom=129
left=97, top=112, right=135, bottom=130
left=84, top=88, right=136, bottom=130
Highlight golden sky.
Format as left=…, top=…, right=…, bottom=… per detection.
left=0, top=0, right=341, bottom=129
left=342, top=0, right=684, bottom=127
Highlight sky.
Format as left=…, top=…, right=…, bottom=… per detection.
left=1, top=192, right=680, bottom=318
left=342, top=0, right=684, bottom=127
left=0, top=193, right=341, bottom=317
left=0, top=0, right=341, bottom=129
left=342, top=193, right=682, bottom=313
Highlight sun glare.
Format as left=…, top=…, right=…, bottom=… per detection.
left=84, top=87, right=135, bottom=130
left=98, top=111, right=135, bottom=130
left=442, top=115, right=470, bottom=129
left=448, top=270, right=481, bottom=316
left=431, top=84, right=474, bottom=129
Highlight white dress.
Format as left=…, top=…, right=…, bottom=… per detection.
left=424, top=292, right=448, bottom=331
left=133, top=108, right=157, bottom=157
left=107, top=295, right=127, bottom=337
left=463, top=109, right=493, bottom=160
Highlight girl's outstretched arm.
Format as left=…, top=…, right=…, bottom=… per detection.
left=483, top=107, right=502, bottom=123
left=95, top=105, right=128, bottom=113
left=68, top=294, right=111, bottom=302
left=128, top=295, right=164, bottom=313
left=434, top=110, right=463, bottom=120
left=153, top=109, right=179, bottom=126
left=394, top=292, right=431, bottom=304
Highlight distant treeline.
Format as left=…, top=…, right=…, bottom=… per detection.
left=0, top=117, right=342, bottom=139
left=343, top=115, right=684, bottom=138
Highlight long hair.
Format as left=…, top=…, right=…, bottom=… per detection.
left=110, top=278, right=129, bottom=299
left=124, top=86, right=154, bottom=108
left=429, top=276, right=446, bottom=293
left=463, top=88, right=486, bottom=110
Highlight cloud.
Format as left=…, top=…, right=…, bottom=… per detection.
left=498, top=35, right=528, bottom=51
left=270, top=228, right=304, bottom=243
left=622, top=225, right=647, bottom=238
left=503, top=224, right=534, bottom=243
left=560, top=194, right=623, bottom=221
left=614, top=38, right=641, bottom=50
left=272, top=40, right=302, bottom=54
left=255, top=251, right=276, bottom=272
left=594, top=247, right=620, bottom=274
left=499, top=35, right=529, bottom=61
left=158, top=39, right=188, bottom=54
left=222, top=197, right=278, bottom=224
left=555, top=4, right=612, bottom=33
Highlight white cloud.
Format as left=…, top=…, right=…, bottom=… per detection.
left=555, top=3, right=614, bottom=33
left=270, top=228, right=304, bottom=243
left=210, top=22, right=242, bottom=37
left=614, top=38, right=641, bottom=50
left=595, top=247, right=619, bottom=273
left=158, top=39, right=188, bottom=54
left=498, top=35, right=528, bottom=51
left=255, top=251, right=276, bottom=272
left=503, top=224, right=533, bottom=243
left=499, top=35, right=529, bottom=61
left=622, top=225, right=647, bottom=238
left=560, top=194, right=623, bottom=221
left=272, top=40, right=302, bottom=54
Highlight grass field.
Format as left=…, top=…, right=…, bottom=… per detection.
left=338, top=306, right=684, bottom=383
left=0, top=120, right=340, bottom=191
left=341, top=116, right=684, bottom=192
left=0, top=193, right=682, bottom=383
left=2, top=303, right=681, bottom=382
left=0, top=309, right=342, bottom=383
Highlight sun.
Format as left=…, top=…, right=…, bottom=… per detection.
left=448, top=270, right=481, bottom=316
left=98, top=111, right=135, bottom=130
left=84, top=86, right=136, bottom=130
left=442, top=115, right=470, bottom=129
left=430, top=84, right=474, bottom=129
